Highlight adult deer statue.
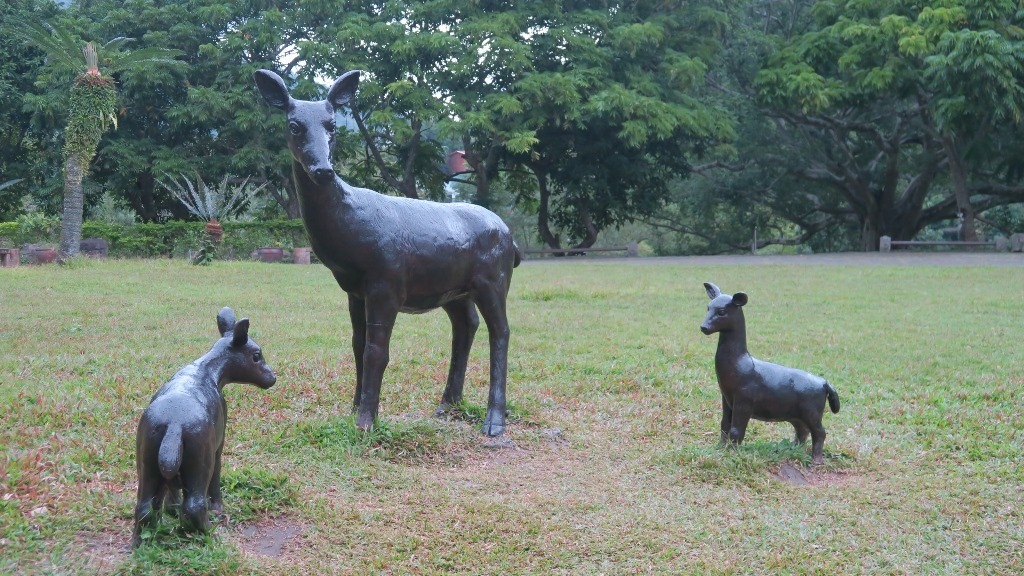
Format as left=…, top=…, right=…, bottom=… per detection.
left=254, top=69, right=520, bottom=436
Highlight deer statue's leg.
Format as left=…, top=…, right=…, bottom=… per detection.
left=809, top=422, right=827, bottom=466
left=436, top=299, right=479, bottom=417
left=346, top=292, right=366, bottom=414
left=719, top=394, right=732, bottom=446
left=132, top=462, right=164, bottom=548
left=791, top=420, right=810, bottom=445
left=356, top=290, right=399, bottom=432
left=208, top=445, right=224, bottom=518
left=180, top=449, right=215, bottom=535
left=727, top=402, right=752, bottom=446
left=473, top=287, right=511, bottom=437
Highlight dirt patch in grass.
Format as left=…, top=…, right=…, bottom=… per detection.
left=231, top=516, right=306, bottom=558
left=73, top=526, right=131, bottom=573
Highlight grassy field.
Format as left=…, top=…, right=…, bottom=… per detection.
left=1, top=257, right=1021, bottom=575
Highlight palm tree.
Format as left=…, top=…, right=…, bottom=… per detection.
left=10, top=19, right=181, bottom=259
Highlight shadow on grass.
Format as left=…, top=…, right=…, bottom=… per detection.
left=659, top=440, right=855, bottom=488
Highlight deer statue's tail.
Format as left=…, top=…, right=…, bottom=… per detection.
left=158, top=423, right=183, bottom=480
left=512, top=241, right=522, bottom=268
left=825, top=382, right=840, bottom=414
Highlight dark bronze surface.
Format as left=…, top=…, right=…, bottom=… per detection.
left=132, top=307, right=276, bottom=547
left=701, top=283, right=839, bottom=465
left=255, top=69, right=520, bottom=436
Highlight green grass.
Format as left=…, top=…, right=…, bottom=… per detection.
left=1, top=257, right=1022, bottom=574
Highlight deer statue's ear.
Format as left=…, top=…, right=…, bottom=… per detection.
left=327, top=70, right=360, bottom=109
left=231, top=318, right=250, bottom=348
left=704, top=282, right=722, bottom=300
left=217, top=307, right=236, bottom=336
left=731, top=292, right=748, bottom=307
left=254, top=69, right=291, bottom=110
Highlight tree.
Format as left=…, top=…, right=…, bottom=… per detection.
left=751, top=0, right=1024, bottom=250
left=81, top=0, right=301, bottom=221
left=431, top=1, right=735, bottom=250
left=0, top=0, right=63, bottom=220
left=11, top=15, right=180, bottom=257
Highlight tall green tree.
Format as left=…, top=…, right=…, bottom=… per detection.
left=11, top=15, right=180, bottom=256
left=520, top=0, right=734, bottom=249
left=752, top=0, right=1024, bottom=249
left=0, top=0, right=63, bottom=220
left=428, top=1, right=735, bottom=249
left=79, top=0, right=306, bottom=221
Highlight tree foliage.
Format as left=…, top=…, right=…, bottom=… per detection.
left=6, top=0, right=1024, bottom=254
left=745, top=0, right=1024, bottom=249
left=8, top=8, right=182, bottom=256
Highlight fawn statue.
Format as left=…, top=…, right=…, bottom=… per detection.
left=700, top=282, right=839, bottom=465
left=132, top=307, right=276, bottom=547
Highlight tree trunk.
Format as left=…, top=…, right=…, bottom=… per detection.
left=131, top=171, right=160, bottom=222
left=533, top=166, right=561, bottom=250
left=859, top=215, right=879, bottom=252
left=461, top=138, right=491, bottom=209
left=574, top=199, right=599, bottom=249
left=941, top=135, right=978, bottom=242
left=58, top=153, right=86, bottom=259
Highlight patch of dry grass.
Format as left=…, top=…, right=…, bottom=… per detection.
left=1, top=257, right=1022, bottom=574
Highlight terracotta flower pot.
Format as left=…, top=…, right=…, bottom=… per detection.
left=256, top=247, right=284, bottom=263
left=33, top=247, right=58, bottom=264
left=292, top=246, right=311, bottom=264
left=205, top=219, right=224, bottom=243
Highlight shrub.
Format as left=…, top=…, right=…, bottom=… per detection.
left=0, top=219, right=308, bottom=259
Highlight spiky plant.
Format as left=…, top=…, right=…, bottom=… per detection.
left=159, top=173, right=267, bottom=222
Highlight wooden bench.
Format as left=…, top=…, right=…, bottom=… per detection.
left=0, top=248, right=19, bottom=267
left=524, top=242, right=638, bottom=258
left=879, top=235, right=1007, bottom=252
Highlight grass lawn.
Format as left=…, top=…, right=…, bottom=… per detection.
left=1, top=257, right=1021, bottom=575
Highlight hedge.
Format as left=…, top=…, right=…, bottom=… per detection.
left=0, top=219, right=309, bottom=260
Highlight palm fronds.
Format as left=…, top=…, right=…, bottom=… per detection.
left=5, top=17, right=183, bottom=79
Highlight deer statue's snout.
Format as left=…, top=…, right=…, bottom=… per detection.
left=309, top=165, right=336, bottom=184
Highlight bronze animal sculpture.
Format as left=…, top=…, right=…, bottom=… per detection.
left=254, top=69, right=520, bottom=436
left=700, top=282, right=839, bottom=465
left=132, top=307, right=276, bottom=547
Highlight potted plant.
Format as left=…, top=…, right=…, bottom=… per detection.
left=31, top=246, right=59, bottom=264
left=159, top=173, right=266, bottom=251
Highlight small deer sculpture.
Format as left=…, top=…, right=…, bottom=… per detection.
left=700, top=282, right=839, bottom=465
left=254, top=69, right=520, bottom=436
left=132, top=307, right=276, bottom=547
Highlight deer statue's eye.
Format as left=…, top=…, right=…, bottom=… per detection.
left=326, top=122, right=336, bottom=133
left=288, top=121, right=303, bottom=135
left=253, top=352, right=263, bottom=363
left=716, top=309, right=727, bottom=316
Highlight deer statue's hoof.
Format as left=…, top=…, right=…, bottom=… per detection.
left=434, top=401, right=453, bottom=418
left=482, top=409, right=506, bottom=436
left=355, top=411, right=375, bottom=432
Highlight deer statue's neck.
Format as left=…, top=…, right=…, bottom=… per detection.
left=715, top=316, right=748, bottom=364
left=189, top=341, right=238, bottom=390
